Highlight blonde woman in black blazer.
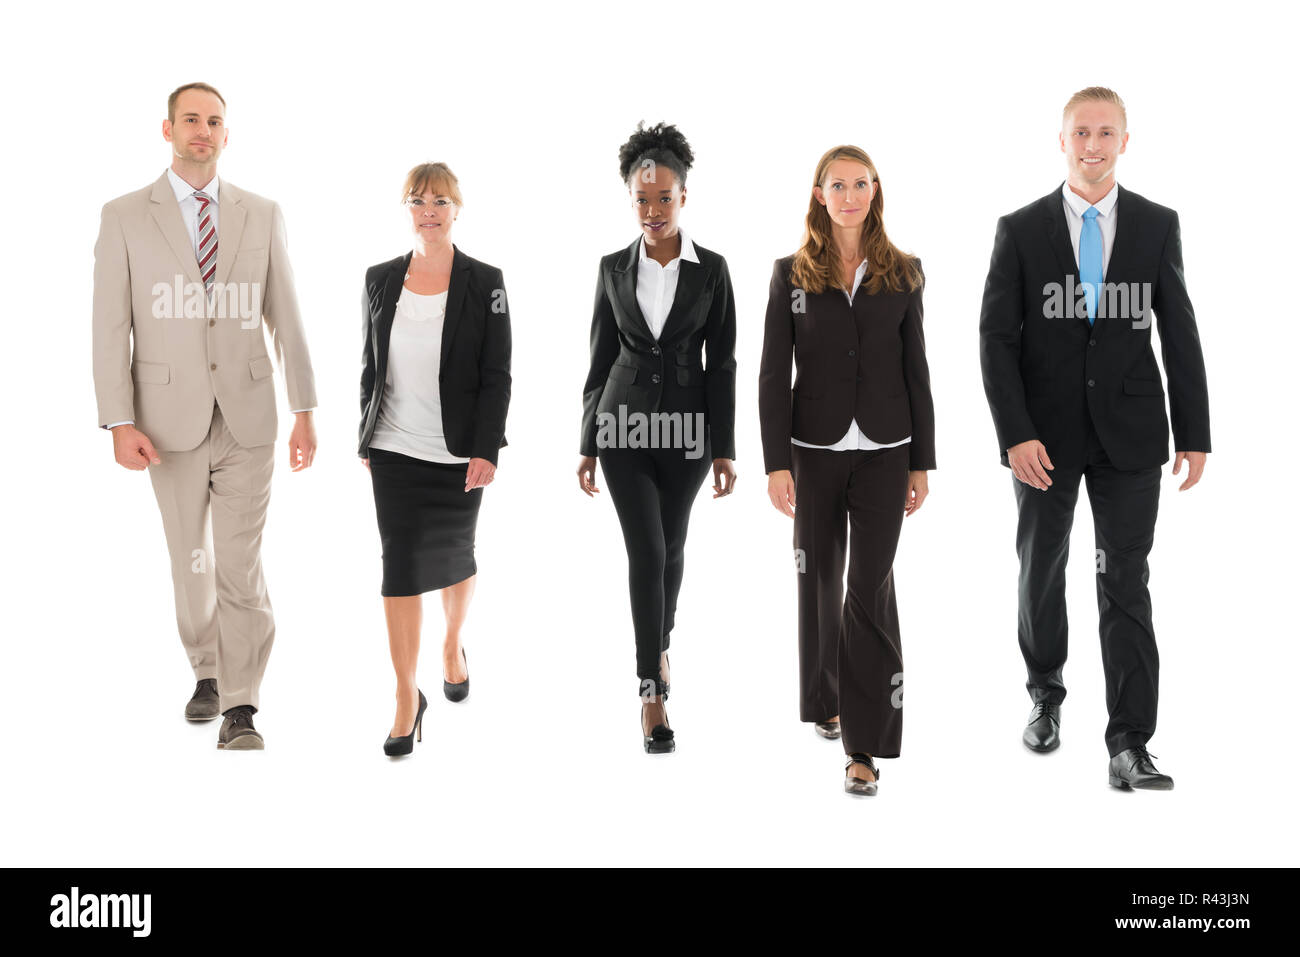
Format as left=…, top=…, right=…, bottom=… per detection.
left=758, top=145, right=935, bottom=795
left=577, top=122, right=737, bottom=754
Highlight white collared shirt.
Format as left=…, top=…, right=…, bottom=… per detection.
left=791, top=258, right=912, bottom=453
left=636, top=228, right=700, bottom=340
left=166, top=167, right=220, bottom=261
left=1062, top=179, right=1119, bottom=276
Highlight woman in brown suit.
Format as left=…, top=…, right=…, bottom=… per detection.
left=758, top=145, right=935, bottom=796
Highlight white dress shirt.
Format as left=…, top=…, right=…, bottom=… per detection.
left=367, top=287, right=470, bottom=465
left=791, top=258, right=912, bottom=453
left=636, top=228, right=700, bottom=339
left=1062, top=179, right=1119, bottom=275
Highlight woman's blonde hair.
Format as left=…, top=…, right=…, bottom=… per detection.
left=402, top=162, right=463, bottom=206
left=791, top=145, right=921, bottom=296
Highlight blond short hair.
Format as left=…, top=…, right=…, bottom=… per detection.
left=402, top=162, right=463, bottom=206
left=1063, top=86, right=1127, bottom=131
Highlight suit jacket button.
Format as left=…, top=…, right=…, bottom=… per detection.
left=1088, top=339, right=1096, bottom=346
left=209, top=319, right=216, bottom=327
left=651, top=346, right=661, bottom=356
left=848, top=350, right=856, bottom=357
left=651, top=373, right=661, bottom=384
left=1087, top=378, right=1096, bottom=387
left=211, top=363, right=218, bottom=371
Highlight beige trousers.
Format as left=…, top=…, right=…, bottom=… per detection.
left=147, top=402, right=276, bottom=713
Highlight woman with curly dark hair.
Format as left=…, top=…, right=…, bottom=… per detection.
left=577, top=122, right=737, bottom=754
left=758, top=145, right=935, bottom=795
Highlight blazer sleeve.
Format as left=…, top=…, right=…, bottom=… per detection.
left=579, top=262, right=619, bottom=457
left=978, top=214, right=1038, bottom=456
left=901, top=263, right=936, bottom=471
left=263, top=201, right=318, bottom=412
left=469, top=267, right=513, bottom=465
left=703, top=256, right=738, bottom=461
left=358, top=277, right=375, bottom=455
left=92, top=203, right=135, bottom=429
left=1151, top=211, right=1211, bottom=453
left=757, top=258, right=795, bottom=474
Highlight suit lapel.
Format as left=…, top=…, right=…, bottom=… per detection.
left=213, top=181, right=246, bottom=289
left=147, top=173, right=204, bottom=287
left=658, top=257, right=705, bottom=343
left=1043, top=184, right=1078, bottom=290
left=613, top=236, right=652, bottom=341
left=376, top=252, right=411, bottom=373
left=439, top=246, right=472, bottom=375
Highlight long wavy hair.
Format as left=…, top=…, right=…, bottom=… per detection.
left=791, top=145, right=922, bottom=296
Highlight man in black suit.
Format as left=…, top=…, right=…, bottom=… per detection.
left=979, top=87, right=1211, bottom=790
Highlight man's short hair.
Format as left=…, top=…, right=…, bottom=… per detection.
left=1062, top=86, right=1127, bottom=131
left=168, top=82, right=227, bottom=124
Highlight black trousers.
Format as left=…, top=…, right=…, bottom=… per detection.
left=1013, top=417, right=1162, bottom=757
left=598, top=437, right=712, bottom=685
left=789, top=442, right=910, bottom=758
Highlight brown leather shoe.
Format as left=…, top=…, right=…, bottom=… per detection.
left=185, top=679, right=220, bottom=722
left=217, top=706, right=264, bottom=750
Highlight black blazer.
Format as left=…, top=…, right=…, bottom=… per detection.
left=979, top=183, right=1211, bottom=471
left=359, top=246, right=511, bottom=465
left=758, top=255, right=936, bottom=474
left=579, top=237, right=737, bottom=460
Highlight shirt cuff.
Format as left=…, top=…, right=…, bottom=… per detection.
left=104, top=420, right=134, bottom=429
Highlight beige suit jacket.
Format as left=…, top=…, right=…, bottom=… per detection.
left=93, top=171, right=317, bottom=450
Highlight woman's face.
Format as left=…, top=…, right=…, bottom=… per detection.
left=405, top=187, right=457, bottom=243
left=629, top=164, right=685, bottom=241
left=814, top=159, right=875, bottom=230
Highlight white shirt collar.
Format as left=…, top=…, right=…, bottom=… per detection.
left=1062, top=179, right=1118, bottom=219
left=167, top=167, right=220, bottom=203
left=638, top=227, right=699, bottom=268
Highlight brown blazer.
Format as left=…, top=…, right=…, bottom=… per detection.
left=758, top=255, right=935, bottom=474
left=92, top=171, right=317, bottom=450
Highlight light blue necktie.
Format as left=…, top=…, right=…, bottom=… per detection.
left=1079, top=205, right=1103, bottom=325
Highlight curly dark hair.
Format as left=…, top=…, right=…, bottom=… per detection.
left=617, top=121, right=694, bottom=188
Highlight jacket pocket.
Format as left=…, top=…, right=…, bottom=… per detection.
left=249, top=355, right=275, bottom=380
left=133, top=360, right=170, bottom=384
left=608, top=363, right=638, bottom=385
left=1122, top=377, right=1164, bottom=396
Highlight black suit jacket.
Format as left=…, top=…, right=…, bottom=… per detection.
left=359, top=246, right=511, bottom=464
left=579, top=237, right=737, bottom=460
left=979, top=183, right=1211, bottom=471
left=758, top=255, right=936, bottom=474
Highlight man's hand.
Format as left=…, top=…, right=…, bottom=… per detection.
left=288, top=411, right=317, bottom=471
left=767, top=469, right=796, bottom=518
left=1008, top=439, right=1053, bottom=490
left=111, top=424, right=160, bottom=470
left=712, top=458, right=736, bottom=498
left=1172, top=451, right=1207, bottom=491
left=465, top=457, right=496, bottom=491
left=577, top=455, right=600, bottom=497
left=905, top=470, right=929, bottom=516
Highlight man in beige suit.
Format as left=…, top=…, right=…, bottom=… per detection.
left=93, top=82, right=318, bottom=750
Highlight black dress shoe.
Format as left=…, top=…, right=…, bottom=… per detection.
left=384, top=690, right=428, bottom=756
left=443, top=649, right=469, bottom=703
left=217, top=706, right=264, bottom=750
left=185, top=678, right=220, bottom=722
left=844, top=753, right=879, bottom=796
left=1022, top=701, right=1061, bottom=752
left=1109, top=745, right=1174, bottom=790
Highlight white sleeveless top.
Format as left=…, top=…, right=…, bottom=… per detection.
left=368, top=286, right=471, bottom=464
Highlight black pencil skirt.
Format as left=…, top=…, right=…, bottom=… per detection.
left=367, top=447, right=482, bottom=597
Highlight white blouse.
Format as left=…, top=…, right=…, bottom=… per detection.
left=368, top=286, right=471, bottom=465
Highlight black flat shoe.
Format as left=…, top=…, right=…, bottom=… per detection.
left=1023, top=701, right=1061, bottom=752
left=815, top=719, right=842, bottom=739
left=384, top=690, right=427, bottom=756
left=844, top=753, right=879, bottom=796
left=443, top=649, right=469, bottom=703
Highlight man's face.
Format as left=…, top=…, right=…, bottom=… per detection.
left=164, top=89, right=227, bottom=165
left=1060, top=101, right=1128, bottom=188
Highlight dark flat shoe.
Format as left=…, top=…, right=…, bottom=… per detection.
left=815, top=719, right=841, bottom=739
left=844, top=753, right=879, bottom=796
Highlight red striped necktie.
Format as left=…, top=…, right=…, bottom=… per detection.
left=194, top=190, right=217, bottom=293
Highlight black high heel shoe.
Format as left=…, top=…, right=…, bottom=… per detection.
left=383, top=689, right=427, bottom=756
left=443, top=648, right=469, bottom=702
left=641, top=680, right=675, bottom=754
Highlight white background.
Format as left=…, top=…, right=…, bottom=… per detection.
left=1, top=0, right=1294, bottom=866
